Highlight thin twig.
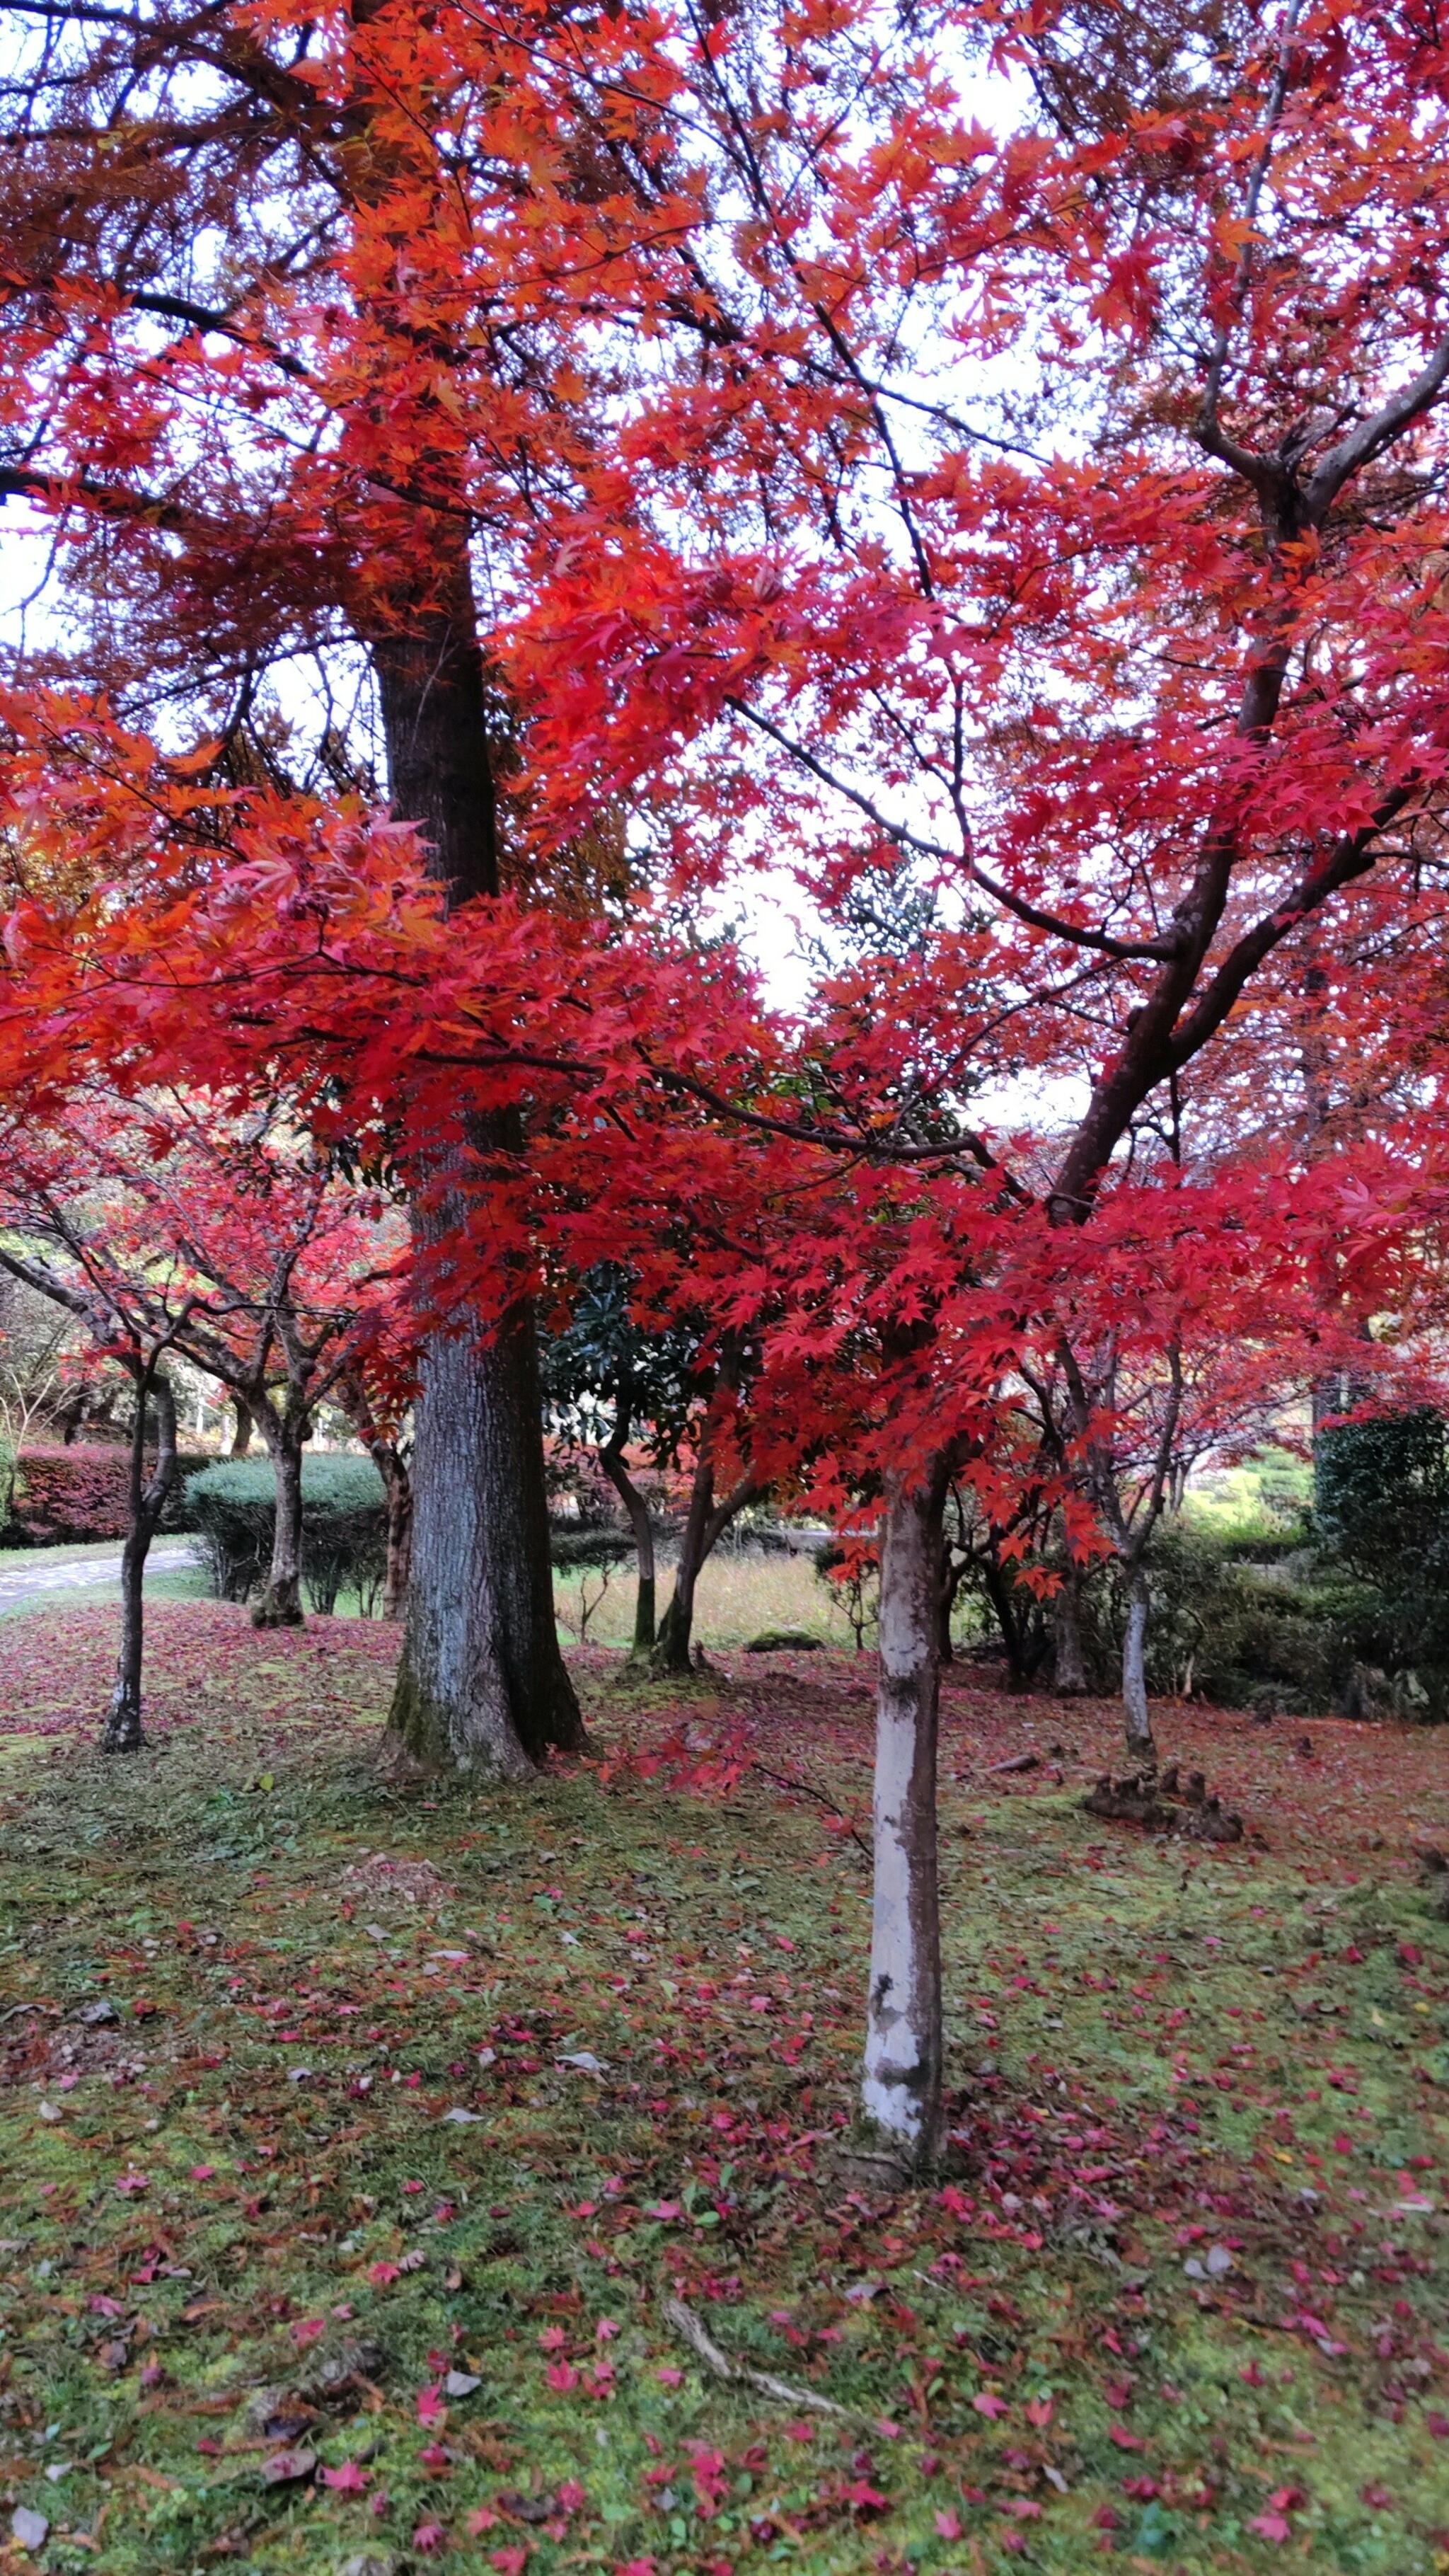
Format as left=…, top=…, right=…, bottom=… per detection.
left=750, top=1761, right=871, bottom=1863
left=663, top=2296, right=854, bottom=2418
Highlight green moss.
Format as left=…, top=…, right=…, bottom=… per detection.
left=1, top=1645, right=1445, bottom=2574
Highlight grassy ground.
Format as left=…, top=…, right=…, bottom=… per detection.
left=1, top=1601, right=1447, bottom=2576
left=552, top=1552, right=856, bottom=1657
left=0, top=1540, right=151, bottom=1569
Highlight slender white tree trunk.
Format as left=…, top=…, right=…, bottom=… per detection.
left=862, top=1468, right=945, bottom=2168
left=1121, top=1561, right=1155, bottom=1760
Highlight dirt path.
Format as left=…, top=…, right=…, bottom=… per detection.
left=0, top=1543, right=197, bottom=1614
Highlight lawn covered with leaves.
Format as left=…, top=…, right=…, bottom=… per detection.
left=1, top=1603, right=1447, bottom=2576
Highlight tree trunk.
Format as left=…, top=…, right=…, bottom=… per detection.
left=983, top=1556, right=1026, bottom=1686
left=936, top=1544, right=959, bottom=1664
left=373, top=564, right=584, bottom=1769
left=1053, top=1563, right=1090, bottom=1694
left=652, top=1459, right=759, bottom=1676
left=386, top=1309, right=584, bottom=1771
left=104, top=1368, right=178, bottom=1754
left=335, top=1373, right=412, bottom=1621
left=1121, top=1560, right=1155, bottom=1761
left=601, top=1442, right=657, bottom=1655
left=862, top=1467, right=947, bottom=2170
left=230, top=1398, right=253, bottom=1457
left=381, top=1461, right=412, bottom=1621
left=253, top=1421, right=306, bottom=1628
left=654, top=1449, right=712, bottom=1674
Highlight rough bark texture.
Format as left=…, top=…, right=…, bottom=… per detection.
left=1121, top=1561, right=1155, bottom=1758
left=229, top=1399, right=253, bottom=1457
left=104, top=1370, right=180, bottom=1754
left=385, top=1311, right=584, bottom=1772
left=600, top=1444, right=657, bottom=1655
left=252, top=1426, right=306, bottom=1628
left=1053, top=1565, right=1090, bottom=1694
left=862, top=1468, right=947, bottom=2170
left=374, top=558, right=584, bottom=1768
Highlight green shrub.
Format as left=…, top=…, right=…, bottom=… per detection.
left=548, top=1528, right=634, bottom=1574
left=186, top=1456, right=388, bottom=1615
left=1315, top=1408, right=1449, bottom=1715
left=1078, top=1527, right=1380, bottom=1718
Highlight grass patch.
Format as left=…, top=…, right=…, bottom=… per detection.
left=0, top=1604, right=1446, bottom=2573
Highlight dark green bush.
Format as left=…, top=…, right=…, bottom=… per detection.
left=186, top=1457, right=387, bottom=1615
left=549, top=1527, right=634, bottom=1574
left=1078, top=1527, right=1381, bottom=1718
left=1315, top=1408, right=1449, bottom=1716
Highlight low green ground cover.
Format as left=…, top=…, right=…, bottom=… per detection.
left=0, top=1604, right=1446, bottom=2575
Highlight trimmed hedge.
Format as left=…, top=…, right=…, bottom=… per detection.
left=185, top=1457, right=678, bottom=1618
left=187, top=1456, right=388, bottom=1614
left=8, top=1444, right=208, bottom=1546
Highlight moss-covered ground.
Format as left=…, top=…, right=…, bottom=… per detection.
left=1, top=1602, right=1447, bottom=2575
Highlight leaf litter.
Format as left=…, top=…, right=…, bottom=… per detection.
left=0, top=1600, right=1445, bottom=2572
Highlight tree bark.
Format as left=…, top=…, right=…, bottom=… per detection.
left=385, top=1309, right=584, bottom=1770
left=335, top=1372, right=412, bottom=1621
left=373, top=561, right=584, bottom=1767
left=600, top=1441, right=657, bottom=1655
left=983, top=1555, right=1028, bottom=1686
left=1121, top=1560, right=1155, bottom=1760
left=252, top=1418, right=306, bottom=1628
left=862, top=1465, right=947, bottom=2170
left=936, top=1542, right=959, bottom=1664
left=381, top=1463, right=413, bottom=1622
left=104, top=1368, right=179, bottom=1754
left=1053, top=1561, right=1090, bottom=1694
left=652, top=1459, right=760, bottom=1674
left=230, top=1398, right=253, bottom=1458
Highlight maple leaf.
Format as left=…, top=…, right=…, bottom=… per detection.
left=1249, top=2511, right=1293, bottom=2543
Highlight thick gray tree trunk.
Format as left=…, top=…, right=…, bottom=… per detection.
left=372, top=568, right=583, bottom=1769
left=862, top=1467, right=947, bottom=2170
left=385, top=1313, right=579, bottom=1769
left=104, top=1370, right=179, bottom=1754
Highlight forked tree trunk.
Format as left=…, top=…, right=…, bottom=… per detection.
left=601, top=1442, right=657, bottom=1655
left=230, top=1398, right=253, bottom=1457
left=386, top=1309, right=584, bottom=1770
left=373, top=575, right=584, bottom=1770
left=862, top=1466, right=947, bottom=2170
left=652, top=1458, right=759, bottom=1674
left=1121, top=1560, right=1155, bottom=1760
left=253, top=1422, right=306, bottom=1628
left=1053, top=1563, right=1090, bottom=1694
left=104, top=1369, right=179, bottom=1754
